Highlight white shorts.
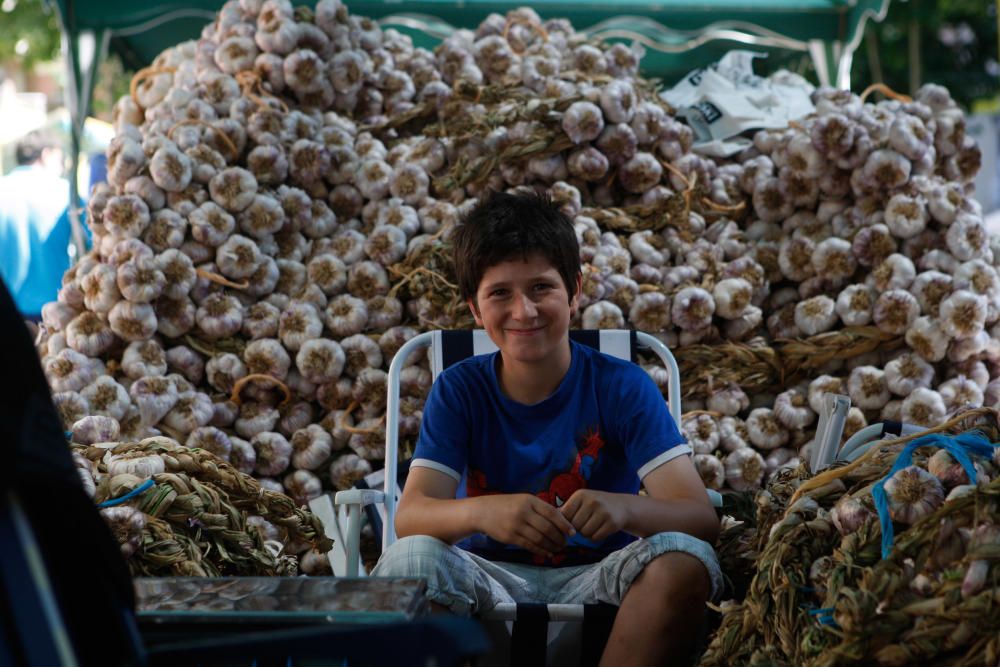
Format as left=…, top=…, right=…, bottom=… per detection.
left=371, top=532, right=723, bottom=615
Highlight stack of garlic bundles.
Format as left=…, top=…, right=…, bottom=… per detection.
left=70, top=422, right=333, bottom=576
left=34, top=0, right=743, bottom=506
left=700, top=408, right=1000, bottom=667
left=34, top=0, right=997, bottom=503
left=678, top=82, right=996, bottom=495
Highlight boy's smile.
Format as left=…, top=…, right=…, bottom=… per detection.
left=469, top=253, right=581, bottom=401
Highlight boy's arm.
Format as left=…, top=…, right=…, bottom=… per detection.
left=561, top=455, right=720, bottom=544
left=396, top=466, right=576, bottom=558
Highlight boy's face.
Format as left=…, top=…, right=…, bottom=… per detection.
left=468, top=253, right=581, bottom=366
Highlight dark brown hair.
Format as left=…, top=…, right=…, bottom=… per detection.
left=451, top=190, right=580, bottom=304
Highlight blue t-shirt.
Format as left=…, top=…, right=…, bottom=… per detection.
left=412, top=339, right=690, bottom=566
left=0, top=166, right=86, bottom=318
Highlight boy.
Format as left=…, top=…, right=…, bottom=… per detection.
left=372, top=191, right=722, bottom=666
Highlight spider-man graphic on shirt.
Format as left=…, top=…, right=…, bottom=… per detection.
left=466, top=426, right=606, bottom=564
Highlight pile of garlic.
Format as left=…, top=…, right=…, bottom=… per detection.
left=34, top=0, right=1000, bottom=505
left=38, top=0, right=739, bottom=515
left=680, top=83, right=1000, bottom=493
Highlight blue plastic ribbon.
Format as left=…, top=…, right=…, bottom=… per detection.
left=97, top=479, right=155, bottom=508
left=871, top=431, right=1000, bottom=559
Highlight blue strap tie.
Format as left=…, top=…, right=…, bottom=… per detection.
left=871, top=431, right=1000, bottom=559
left=97, top=479, right=155, bottom=508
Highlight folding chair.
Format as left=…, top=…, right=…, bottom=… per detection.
left=807, top=391, right=931, bottom=470
left=310, top=329, right=722, bottom=667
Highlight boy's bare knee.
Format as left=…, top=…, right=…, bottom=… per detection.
left=632, top=552, right=711, bottom=610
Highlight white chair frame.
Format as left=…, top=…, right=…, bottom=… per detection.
left=311, top=329, right=722, bottom=584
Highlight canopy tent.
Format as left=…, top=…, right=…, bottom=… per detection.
left=50, top=0, right=889, bottom=254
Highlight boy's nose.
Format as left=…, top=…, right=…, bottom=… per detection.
left=512, top=292, right=538, bottom=320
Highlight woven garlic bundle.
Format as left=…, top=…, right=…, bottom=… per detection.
left=73, top=436, right=331, bottom=576
left=702, top=408, right=1000, bottom=666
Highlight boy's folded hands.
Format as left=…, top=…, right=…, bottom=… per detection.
left=477, top=494, right=577, bottom=559
left=475, top=490, right=633, bottom=557
left=559, top=490, right=630, bottom=543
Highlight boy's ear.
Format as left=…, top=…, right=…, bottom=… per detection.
left=569, top=272, right=582, bottom=316
left=467, top=297, right=484, bottom=326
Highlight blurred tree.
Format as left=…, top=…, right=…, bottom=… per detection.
left=90, top=54, right=132, bottom=122
left=854, top=0, right=1000, bottom=109
left=0, top=0, right=60, bottom=68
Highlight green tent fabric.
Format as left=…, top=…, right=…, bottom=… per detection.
left=50, top=0, right=889, bottom=253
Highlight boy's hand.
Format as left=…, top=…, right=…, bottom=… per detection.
left=560, top=490, right=629, bottom=542
left=478, top=494, right=576, bottom=558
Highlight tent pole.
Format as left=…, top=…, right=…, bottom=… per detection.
left=61, top=25, right=109, bottom=264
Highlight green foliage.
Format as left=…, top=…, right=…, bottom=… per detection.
left=0, top=0, right=61, bottom=68
left=854, top=0, right=1000, bottom=109
left=90, top=54, right=133, bottom=122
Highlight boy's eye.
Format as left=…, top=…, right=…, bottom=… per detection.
left=534, top=283, right=553, bottom=292
left=489, top=289, right=508, bottom=298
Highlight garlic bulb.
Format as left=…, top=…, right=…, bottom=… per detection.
left=901, top=387, right=948, bottom=427
left=794, top=296, right=837, bottom=336
left=938, top=375, right=984, bottom=411
left=252, top=431, right=293, bottom=477
left=905, top=316, right=951, bottom=362
left=283, top=469, right=324, bottom=507
left=161, top=392, right=214, bottom=435
left=835, top=284, right=876, bottom=327
left=940, top=290, right=988, bottom=340
left=71, top=415, right=120, bottom=445
left=99, top=506, right=147, bottom=559
left=54, top=391, right=89, bottom=429
left=105, top=449, right=166, bottom=478
left=960, top=524, right=1000, bottom=599
left=723, top=448, right=765, bottom=491
left=718, top=416, right=750, bottom=453
left=230, top=437, right=256, bottom=474
left=706, top=384, right=749, bottom=417
left=329, top=453, right=373, bottom=491
left=884, top=465, right=944, bottom=525
left=745, top=408, right=789, bottom=450
left=129, top=375, right=179, bottom=426
left=81, top=376, right=131, bottom=421
left=671, top=287, right=715, bottom=332
left=582, top=300, right=625, bottom=329
left=693, top=454, right=724, bottom=490
left=829, top=494, right=873, bottom=536
left=772, top=388, right=815, bottom=430
left=872, top=290, right=919, bottom=336
left=291, top=423, right=333, bottom=471
left=808, top=375, right=845, bottom=414
left=884, top=353, right=935, bottom=396
left=682, top=414, right=719, bottom=455
left=847, top=366, right=890, bottom=410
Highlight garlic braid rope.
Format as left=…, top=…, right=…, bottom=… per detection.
left=130, top=66, right=177, bottom=109
left=195, top=267, right=250, bottom=290
left=169, top=120, right=240, bottom=160
left=234, top=70, right=290, bottom=113
left=337, top=401, right=386, bottom=435
left=387, top=265, right=457, bottom=298
left=502, top=15, right=550, bottom=53
left=859, top=82, right=914, bottom=104
left=230, top=373, right=292, bottom=406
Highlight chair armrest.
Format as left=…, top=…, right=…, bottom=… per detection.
left=335, top=489, right=385, bottom=508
